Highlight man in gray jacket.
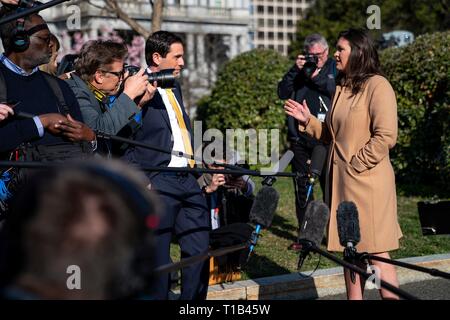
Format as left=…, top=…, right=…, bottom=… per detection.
left=66, top=40, right=155, bottom=155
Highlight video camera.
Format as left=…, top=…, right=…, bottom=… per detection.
left=125, top=65, right=176, bottom=89
left=302, top=54, right=319, bottom=79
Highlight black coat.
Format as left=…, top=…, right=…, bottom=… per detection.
left=278, top=58, right=336, bottom=143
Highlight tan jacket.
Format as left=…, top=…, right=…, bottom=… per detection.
left=301, top=75, right=402, bottom=253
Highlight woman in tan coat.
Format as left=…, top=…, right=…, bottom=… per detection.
left=284, top=28, right=402, bottom=300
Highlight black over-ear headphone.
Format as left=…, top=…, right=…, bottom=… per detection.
left=11, top=18, right=30, bottom=52
left=0, top=160, right=161, bottom=299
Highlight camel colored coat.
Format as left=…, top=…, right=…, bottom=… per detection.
left=301, top=75, right=402, bottom=253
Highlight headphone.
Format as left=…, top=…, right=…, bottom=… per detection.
left=0, top=160, right=161, bottom=299
left=11, top=18, right=30, bottom=52
left=5, top=0, right=38, bottom=52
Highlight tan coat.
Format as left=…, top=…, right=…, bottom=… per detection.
left=301, top=75, right=402, bottom=253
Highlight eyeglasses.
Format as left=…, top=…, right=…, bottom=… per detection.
left=31, top=34, right=51, bottom=45
left=100, top=69, right=125, bottom=79
left=308, top=48, right=328, bottom=57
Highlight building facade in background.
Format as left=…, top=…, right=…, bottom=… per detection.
left=250, top=0, right=312, bottom=56
left=38, top=0, right=310, bottom=113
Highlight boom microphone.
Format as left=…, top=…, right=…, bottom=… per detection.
left=297, top=200, right=330, bottom=270
left=247, top=185, right=279, bottom=260
left=337, top=201, right=361, bottom=283
left=337, top=201, right=361, bottom=247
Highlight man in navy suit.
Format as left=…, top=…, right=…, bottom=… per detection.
left=123, top=31, right=210, bottom=300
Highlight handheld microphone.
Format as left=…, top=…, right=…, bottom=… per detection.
left=337, top=201, right=361, bottom=283
left=261, top=150, right=294, bottom=186
left=297, top=200, right=330, bottom=270
left=247, top=185, right=278, bottom=260
left=305, top=144, right=327, bottom=202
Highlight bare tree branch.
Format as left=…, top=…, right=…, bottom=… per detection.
left=85, top=0, right=166, bottom=39
left=104, top=0, right=151, bottom=38
left=86, top=0, right=105, bottom=11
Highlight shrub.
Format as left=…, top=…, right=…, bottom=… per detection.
left=380, top=31, right=449, bottom=196
left=196, top=49, right=291, bottom=163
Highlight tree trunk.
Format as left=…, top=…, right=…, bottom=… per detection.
left=150, top=0, right=164, bottom=33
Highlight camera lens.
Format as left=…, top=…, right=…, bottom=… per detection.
left=303, top=55, right=318, bottom=78
left=148, top=69, right=176, bottom=89
left=124, top=66, right=176, bottom=88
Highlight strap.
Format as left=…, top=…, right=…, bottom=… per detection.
left=41, top=72, right=70, bottom=115
left=0, top=69, right=7, bottom=103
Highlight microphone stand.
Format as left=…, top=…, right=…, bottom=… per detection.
left=357, top=253, right=450, bottom=280
left=154, top=242, right=248, bottom=276
left=0, top=161, right=296, bottom=178
left=298, top=239, right=419, bottom=300
left=0, top=0, right=71, bottom=26
left=95, top=130, right=263, bottom=174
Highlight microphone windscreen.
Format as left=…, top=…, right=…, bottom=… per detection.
left=298, top=200, right=330, bottom=247
left=310, top=144, right=327, bottom=177
left=249, top=186, right=279, bottom=228
left=337, top=201, right=361, bottom=247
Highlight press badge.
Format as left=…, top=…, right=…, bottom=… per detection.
left=318, top=113, right=326, bottom=122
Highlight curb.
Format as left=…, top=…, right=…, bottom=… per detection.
left=203, top=253, right=450, bottom=300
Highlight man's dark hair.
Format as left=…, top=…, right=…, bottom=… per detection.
left=336, top=28, right=383, bottom=96
left=75, top=40, right=128, bottom=82
left=145, top=30, right=183, bottom=66
left=0, top=7, right=34, bottom=54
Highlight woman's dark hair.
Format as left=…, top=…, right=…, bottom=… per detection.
left=75, top=40, right=128, bottom=82
left=336, top=28, right=383, bottom=96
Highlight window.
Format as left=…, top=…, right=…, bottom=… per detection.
left=288, top=33, right=294, bottom=41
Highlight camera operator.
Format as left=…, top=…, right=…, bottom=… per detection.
left=278, top=34, right=336, bottom=250
left=66, top=40, right=156, bottom=156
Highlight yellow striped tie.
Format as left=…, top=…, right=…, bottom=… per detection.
left=165, top=89, right=195, bottom=168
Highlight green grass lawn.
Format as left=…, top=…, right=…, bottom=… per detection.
left=171, top=177, right=450, bottom=281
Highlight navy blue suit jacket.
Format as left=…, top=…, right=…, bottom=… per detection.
left=122, top=82, right=193, bottom=178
